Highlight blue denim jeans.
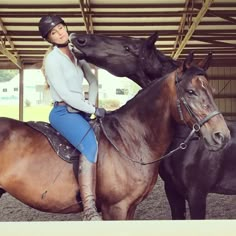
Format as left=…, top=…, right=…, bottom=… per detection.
left=49, top=105, right=98, bottom=163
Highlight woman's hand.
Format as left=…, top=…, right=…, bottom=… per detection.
left=95, top=108, right=106, bottom=118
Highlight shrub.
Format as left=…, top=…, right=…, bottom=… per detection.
left=99, top=99, right=120, bottom=110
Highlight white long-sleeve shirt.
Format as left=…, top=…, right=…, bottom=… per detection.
left=45, top=46, right=97, bottom=114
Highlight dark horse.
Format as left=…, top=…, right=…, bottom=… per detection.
left=159, top=122, right=236, bottom=219
left=0, top=54, right=230, bottom=219
left=70, top=32, right=235, bottom=219
left=70, top=32, right=180, bottom=87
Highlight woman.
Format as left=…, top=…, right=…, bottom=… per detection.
left=38, top=15, right=105, bottom=220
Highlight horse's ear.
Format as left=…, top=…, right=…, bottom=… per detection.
left=182, top=51, right=194, bottom=71
left=198, top=52, right=212, bottom=71
left=146, top=32, right=159, bottom=48
left=178, top=51, right=194, bottom=72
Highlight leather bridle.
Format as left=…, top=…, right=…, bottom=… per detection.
left=100, top=71, right=221, bottom=165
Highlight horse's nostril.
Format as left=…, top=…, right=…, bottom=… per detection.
left=213, top=132, right=225, bottom=144
left=76, top=38, right=87, bottom=46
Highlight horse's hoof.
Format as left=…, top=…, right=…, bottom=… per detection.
left=83, top=214, right=102, bottom=221
left=83, top=209, right=102, bottom=221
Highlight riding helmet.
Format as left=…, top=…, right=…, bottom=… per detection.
left=39, top=15, right=65, bottom=38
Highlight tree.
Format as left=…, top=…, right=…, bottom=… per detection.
left=0, top=69, right=18, bottom=82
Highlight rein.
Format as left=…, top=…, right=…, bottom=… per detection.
left=100, top=118, right=201, bottom=165
left=99, top=71, right=221, bottom=166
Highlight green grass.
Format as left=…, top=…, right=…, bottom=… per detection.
left=0, top=105, right=52, bottom=122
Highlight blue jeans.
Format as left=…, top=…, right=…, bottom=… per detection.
left=49, top=105, right=98, bottom=163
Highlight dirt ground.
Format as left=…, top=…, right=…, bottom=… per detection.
left=0, top=177, right=236, bottom=221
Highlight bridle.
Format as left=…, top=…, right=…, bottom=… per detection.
left=174, top=71, right=221, bottom=150
left=100, top=70, right=221, bottom=166
left=175, top=70, right=221, bottom=131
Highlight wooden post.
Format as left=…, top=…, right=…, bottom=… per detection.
left=19, top=66, right=24, bottom=121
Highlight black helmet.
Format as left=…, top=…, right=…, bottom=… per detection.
left=39, top=15, right=65, bottom=38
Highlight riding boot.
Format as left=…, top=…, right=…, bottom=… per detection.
left=78, top=154, right=102, bottom=221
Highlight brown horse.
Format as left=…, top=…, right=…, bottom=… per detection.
left=0, top=60, right=230, bottom=220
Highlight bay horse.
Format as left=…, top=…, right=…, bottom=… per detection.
left=0, top=58, right=230, bottom=220
left=70, top=32, right=235, bottom=219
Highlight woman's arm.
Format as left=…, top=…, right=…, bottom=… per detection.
left=80, top=60, right=98, bottom=106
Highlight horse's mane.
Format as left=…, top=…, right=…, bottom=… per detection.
left=106, top=65, right=208, bottom=116
left=107, top=72, right=171, bottom=116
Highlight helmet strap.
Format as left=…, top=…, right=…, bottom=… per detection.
left=55, top=41, right=69, bottom=48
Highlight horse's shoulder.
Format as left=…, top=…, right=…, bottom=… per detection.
left=101, top=115, right=122, bottom=139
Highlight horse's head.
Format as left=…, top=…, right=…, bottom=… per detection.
left=172, top=52, right=230, bottom=151
left=69, top=32, right=180, bottom=87
left=69, top=33, right=144, bottom=78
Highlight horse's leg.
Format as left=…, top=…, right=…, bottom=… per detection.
left=164, top=181, right=186, bottom=220
left=101, top=203, right=129, bottom=220
left=127, top=206, right=137, bottom=220
left=187, top=188, right=207, bottom=219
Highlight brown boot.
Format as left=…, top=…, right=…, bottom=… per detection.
left=78, top=155, right=102, bottom=221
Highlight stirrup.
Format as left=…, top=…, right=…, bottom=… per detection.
left=83, top=208, right=102, bottom=221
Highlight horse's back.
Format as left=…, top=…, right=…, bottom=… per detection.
left=0, top=117, right=82, bottom=213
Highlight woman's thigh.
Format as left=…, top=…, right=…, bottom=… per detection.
left=49, top=106, right=98, bottom=162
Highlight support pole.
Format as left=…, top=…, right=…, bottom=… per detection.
left=19, top=67, right=24, bottom=121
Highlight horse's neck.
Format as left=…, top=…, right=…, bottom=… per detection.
left=105, top=76, right=176, bottom=162
left=129, top=72, right=152, bottom=88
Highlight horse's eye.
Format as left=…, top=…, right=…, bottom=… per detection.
left=124, top=46, right=130, bottom=51
left=187, top=90, right=196, bottom=96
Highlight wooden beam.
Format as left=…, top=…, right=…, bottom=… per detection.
left=206, top=9, right=236, bottom=24
left=172, top=0, right=214, bottom=59
left=4, top=29, right=236, bottom=37
left=24, top=62, right=42, bottom=69
left=0, top=17, right=22, bottom=68
left=171, top=0, right=193, bottom=57
left=1, top=3, right=235, bottom=9
left=0, top=61, right=19, bottom=69
left=0, top=3, right=186, bottom=9
left=3, top=20, right=236, bottom=28
left=79, top=0, right=94, bottom=34
left=222, top=112, right=236, bottom=117
left=209, top=76, right=236, bottom=81
left=0, top=11, right=197, bottom=18
left=0, top=43, right=22, bottom=68
left=191, top=36, right=236, bottom=47
left=214, top=94, right=236, bottom=99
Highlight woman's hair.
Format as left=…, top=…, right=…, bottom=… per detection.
left=41, top=46, right=53, bottom=89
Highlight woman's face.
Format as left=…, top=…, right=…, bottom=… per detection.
left=47, top=23, right=69, bottom=44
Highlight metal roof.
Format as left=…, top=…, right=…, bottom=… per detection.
left=0, top=0, right=236, bottom=69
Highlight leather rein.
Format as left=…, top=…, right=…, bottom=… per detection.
left=99, top=71, right=221, bottom=165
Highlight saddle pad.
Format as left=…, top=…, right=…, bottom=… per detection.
left=27, top=121, right=80, bottom=163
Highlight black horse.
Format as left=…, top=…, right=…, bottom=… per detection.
left=159, top=122, right=236, bottom=219
left=71, top=32, right=235, bottom=219
left=70, top=32, right=179, bottom=88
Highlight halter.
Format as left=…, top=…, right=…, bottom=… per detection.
left=99, top=70, right=221, bottom=165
